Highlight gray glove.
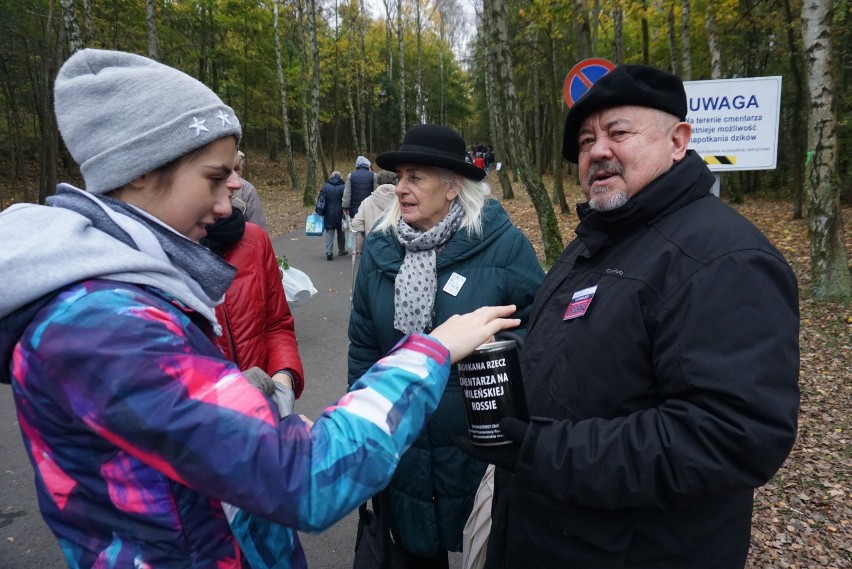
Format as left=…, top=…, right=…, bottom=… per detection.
left=242, top=366, right=295, bottom=418
left=242, top=366, right=276, bottom=396
left=270, top=381, right=295, bottom=418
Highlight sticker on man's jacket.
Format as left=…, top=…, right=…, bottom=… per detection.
left=563, top=285, right=597, bottom=320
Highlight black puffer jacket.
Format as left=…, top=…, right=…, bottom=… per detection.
left=488, top=151, right=800, bottom=569
left=317, top=174, right=345, bottom=230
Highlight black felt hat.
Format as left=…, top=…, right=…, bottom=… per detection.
left=562, top=64, right=687, bottom=164
left=376, top=124, right=486, bottom=181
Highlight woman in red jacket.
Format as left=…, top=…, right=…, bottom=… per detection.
left=203, top=196, right=304, bottom=410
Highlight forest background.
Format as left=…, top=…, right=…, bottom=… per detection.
left=0, top=0, right=850, bottom=566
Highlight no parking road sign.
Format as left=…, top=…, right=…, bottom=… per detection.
left=563, top=58, right=615, bottom=107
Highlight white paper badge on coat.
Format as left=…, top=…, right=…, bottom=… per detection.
left=443, top=272, right=467, bottom=296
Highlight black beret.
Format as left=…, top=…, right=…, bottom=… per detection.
left=562, top=64, right=687, bottom=163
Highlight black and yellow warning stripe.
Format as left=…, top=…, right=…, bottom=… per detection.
left=704, top=155, right=736, bottom=165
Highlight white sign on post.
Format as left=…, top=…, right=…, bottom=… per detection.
left=684, top=76, right=782, bottom=172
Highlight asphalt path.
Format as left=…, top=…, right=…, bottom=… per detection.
left=0, top=227, right=461, bottom=568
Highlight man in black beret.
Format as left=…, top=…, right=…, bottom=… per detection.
left=459, top=65, right=800, bottom=568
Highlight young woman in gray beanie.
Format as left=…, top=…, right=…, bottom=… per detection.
left=0, top=49, right=519, bottom=569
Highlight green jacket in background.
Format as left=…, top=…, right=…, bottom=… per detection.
left=347, top=198, right=545, bottom=557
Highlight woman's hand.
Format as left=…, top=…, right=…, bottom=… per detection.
left=430, top=305, right=520, bottom=364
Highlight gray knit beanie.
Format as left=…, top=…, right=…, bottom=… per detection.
left=54, top=49, right=242, bottom=195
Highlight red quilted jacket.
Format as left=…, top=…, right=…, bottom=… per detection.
left=214, top=223, right=305, bottom=397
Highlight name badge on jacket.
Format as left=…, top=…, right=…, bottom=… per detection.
left=563, top=285, right=597, bottom=320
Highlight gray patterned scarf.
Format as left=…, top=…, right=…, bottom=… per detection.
left=394, top=200, right=465, bottom=334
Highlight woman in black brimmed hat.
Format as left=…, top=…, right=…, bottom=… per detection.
left=347, top=124, right=545, bottom=567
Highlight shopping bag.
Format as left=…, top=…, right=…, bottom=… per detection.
left=280, top=266, right=318, bottom=308
left=305, top=212, right=324, bottom=236
left=352, top=492, right=408, bottom=569
left=462, top=464, right=494, bottom=569
left=341, top=213, right=351, bottom=231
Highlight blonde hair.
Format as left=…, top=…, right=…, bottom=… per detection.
left=374, top=167, right=491, bottom=236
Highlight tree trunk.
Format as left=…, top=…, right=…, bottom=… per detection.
left=397, top=0, right=406, bottom=142
left=573, top=1, right=591, bottom=60
left=680, top=0, right=691, bottom=79
left=438, top=8, right=446, bottom=123
left=613, top=3, right=624, bottom=64
left=591, top=0, right=600, bottom=55
left=667, top=4, right=678, bottom=74
left=304, top=0, right=321, bottom=206
left=783, top=0, right=806, bottom=219
left=549, top=34, right=569, bottom=213
left=59, top=0, right=83, bottom=54
left=146, top=0, right=160, bottom=60
left=82, top=0, right=94, bottom=44
left=705, top=11, right=721, bottom=78
left=641, top=0, right=649, bottom=65
left=491, top=0, right=563, bottom=265
left=532, top=59, right=542, bottom=171
left=357, top=0, right=368, bottom=154
left=273, top=0, right=300, bottom=191
left=481, top=1, right=513, bottom=198
left=415, top=0, right=424, bottom=123
left=802, top=0, right=852, bottom=299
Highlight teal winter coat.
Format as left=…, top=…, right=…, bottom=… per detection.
left=347, top=198, right=545, bottom=556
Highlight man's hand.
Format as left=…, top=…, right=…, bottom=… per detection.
left=455, top=417, right=529, bottom=471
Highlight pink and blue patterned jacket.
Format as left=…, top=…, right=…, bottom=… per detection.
left=5, top=279, right=449, bottom=568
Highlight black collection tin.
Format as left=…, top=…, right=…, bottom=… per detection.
left=457, top=339, right=528, bottom=446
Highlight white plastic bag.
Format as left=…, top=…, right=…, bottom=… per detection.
left=341, top=213, right=351, bottom=231
left=280, top=266, right=318, bottom=308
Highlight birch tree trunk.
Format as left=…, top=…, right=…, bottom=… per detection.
left=59, top=0, right=83, bottom=54
left=802, top=0, right=851, bottom=299
left=705, top=11, right=721, bottom=78
left=83, top=0, right=94, bottom=44
left=491, top=0, right=563, bottom=265
left=680, top=0, right=691, bottom=79
left=146, top=0, right=160, bottom=60
left=304, top=0, right=321, bottom=205
left=383, top=0, right=395, bottom=79
left=273, top=0, right=300, bottom=191
left=397, top=0, right=406, bottom=142
left=357, top=0, right=368, bottom=154
left=481, top=1, right=513, bottom=198
left=415, top=0, right=424, bottom=123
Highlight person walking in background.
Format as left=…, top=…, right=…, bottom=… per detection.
left=348, top=124, right=545, bottom=569
left=350, top=169, right=397, bottom=254
left=458, top=64, right=800, bottom=569
left=233, top=150, right=269, bottom=231
left=0, top=48, right=522, bottom=569
left=472, top=153, right=486, bottom=172
left=317, top=170, right=347, bottom=260
left=343, top=155, right=376, bottom=218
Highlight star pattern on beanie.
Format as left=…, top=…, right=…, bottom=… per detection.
left=216, top=110, right=232, bottom=126
left=189, top=117, right=209, bottom=136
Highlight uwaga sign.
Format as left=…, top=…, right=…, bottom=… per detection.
left=684, top=76, right=782, bottom=172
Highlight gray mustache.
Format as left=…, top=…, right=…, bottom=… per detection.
left=588, top=161, right=623, bottom=187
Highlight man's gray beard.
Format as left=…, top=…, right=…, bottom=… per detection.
left=589, top=190, right=629, bottom=211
